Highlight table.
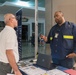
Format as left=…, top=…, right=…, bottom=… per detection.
left=18, top=59, right=69, bottom=75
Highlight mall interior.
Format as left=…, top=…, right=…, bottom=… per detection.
left=0, top=0, right=76, bottom=70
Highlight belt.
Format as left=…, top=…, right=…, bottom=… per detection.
left=0, top=61, right=9, bottom=66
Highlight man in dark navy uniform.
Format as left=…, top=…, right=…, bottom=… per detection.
left=41, top=11, right=76, bottom=69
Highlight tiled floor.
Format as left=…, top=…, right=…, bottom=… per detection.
left=22, top=41, right=46, bottom=59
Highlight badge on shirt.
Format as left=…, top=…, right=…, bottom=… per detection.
left=55, top=33, right=59, bottom=38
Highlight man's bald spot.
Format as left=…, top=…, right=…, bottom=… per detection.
left=4, top=13, right=14, bottom=24
left=55, top=11, right=64, bottom=16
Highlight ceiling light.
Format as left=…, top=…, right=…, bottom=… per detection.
left=15, top=1, right=30, bottom=7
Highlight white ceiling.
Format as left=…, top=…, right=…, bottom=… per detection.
left=0, top=1, right=45, bottom=18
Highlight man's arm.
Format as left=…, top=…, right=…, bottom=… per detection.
left=6, top=50, right=22, bottom=75
left=66, top=24, right=76, bottom=58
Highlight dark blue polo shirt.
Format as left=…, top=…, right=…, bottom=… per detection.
left=47, top=21, right=76, bottom=59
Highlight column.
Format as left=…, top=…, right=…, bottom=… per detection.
left=45, top=0, right=53, bottom=54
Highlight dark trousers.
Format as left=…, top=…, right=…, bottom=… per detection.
left=0, top=61, right=26, bottom=75
left=0, top=62, right=12, bottom=75
left=52, top=58, right=74, bottom=69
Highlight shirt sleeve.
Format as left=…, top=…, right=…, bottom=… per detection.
left=5, top=31, right=16, bottom=50
left=46, top=25, right=55, bottom=44
left=46, top=29, right=51, bottom=43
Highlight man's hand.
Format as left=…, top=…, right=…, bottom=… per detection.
left=40, top=34, right=47, bottom=42
left=40, top=34, right=44, bottom=39
left=66, top=53, right=76, bottom=58
left=15, top=70, right=22, bottom=75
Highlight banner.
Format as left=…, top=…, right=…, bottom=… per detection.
left=16, top=9, right=22, bottom=60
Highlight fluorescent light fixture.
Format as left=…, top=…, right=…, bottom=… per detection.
left=15, top=1, right=30, bottom=7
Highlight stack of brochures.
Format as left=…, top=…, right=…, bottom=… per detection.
left=20, top=65, right=46, bottom=75
left=47, top=69, right=69, bottom=75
